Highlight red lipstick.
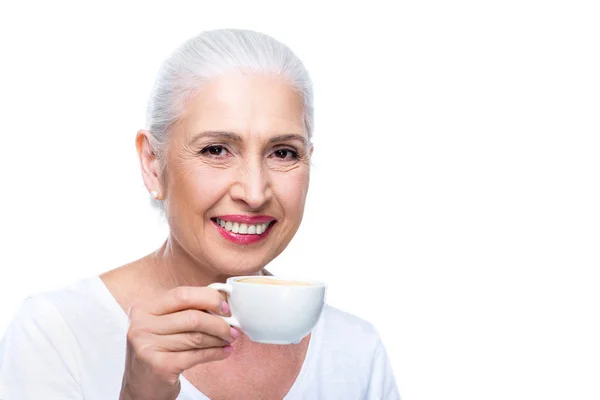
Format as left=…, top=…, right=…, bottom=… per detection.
left=211, top=215, right=276, bottom=245
left=215, top=215, right=275, bottom=224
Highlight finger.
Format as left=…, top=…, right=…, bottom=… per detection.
left=169, top=345, right=234, bottom=372
left=154, top=331, right=230, bottom=352
left=150, top=309, right=235, bottom=342
left=145, top=287, right=227, bottom=316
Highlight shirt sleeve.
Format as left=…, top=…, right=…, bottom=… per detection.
left=366, top=335, right=401, bottom=400
left=0, top=295, right=83, bottom=399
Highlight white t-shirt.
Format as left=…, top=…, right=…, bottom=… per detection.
left=0, top=277, right=400, bottom=399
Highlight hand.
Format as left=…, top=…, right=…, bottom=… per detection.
left=119, top=286, right=239, bottom=400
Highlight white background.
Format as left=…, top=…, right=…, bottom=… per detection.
left=1, top=1, right=599, bottom=399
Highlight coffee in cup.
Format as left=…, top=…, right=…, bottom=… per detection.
left=236, top=277, right=313, bottom=286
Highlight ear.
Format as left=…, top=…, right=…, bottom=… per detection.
left=136, top=130, right=163, bottom=199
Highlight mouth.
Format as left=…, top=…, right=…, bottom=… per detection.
left=210, top=216, right=277, bottom=245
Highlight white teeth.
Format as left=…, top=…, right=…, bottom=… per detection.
left=215, top=218, right=272, bottom=235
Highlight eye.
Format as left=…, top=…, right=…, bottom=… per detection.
left=271, top=148, right=298, bottom=160
left=200, top=145, right=230, bottom=157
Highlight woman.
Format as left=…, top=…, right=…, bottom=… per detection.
left=0, top=29, right=399, bottom=399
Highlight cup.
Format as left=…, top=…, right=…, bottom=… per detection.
left=208, top=276, right=327, bottom=344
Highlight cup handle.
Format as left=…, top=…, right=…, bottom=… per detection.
left=207, top=282, right=241, bottom=329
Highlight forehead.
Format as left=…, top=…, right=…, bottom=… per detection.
left=179, top=73, right=305, bottom=141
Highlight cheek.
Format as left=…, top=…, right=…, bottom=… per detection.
left=176, top=166, right=233, bottom=209
left=273, top=169, right=310, bottom=216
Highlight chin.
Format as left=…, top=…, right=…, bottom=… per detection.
left=209, top=255, right=272, bottom=277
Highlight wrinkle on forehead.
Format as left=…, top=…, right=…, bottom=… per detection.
left=179, top=73, right=306, bottom=144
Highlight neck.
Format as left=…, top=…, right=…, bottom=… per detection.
left=146, top=235, right=266, bottom=291
left=100, top=235, right=270, bottom=316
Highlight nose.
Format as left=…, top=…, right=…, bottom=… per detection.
left=229, top=160, right=273, bottom=210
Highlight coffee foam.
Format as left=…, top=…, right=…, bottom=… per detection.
left=237, top=277, right=313, bottom=286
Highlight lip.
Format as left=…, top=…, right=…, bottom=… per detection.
left=210, top=217, right=276, bottom=245
left=214, top=215, right=276, bottom=224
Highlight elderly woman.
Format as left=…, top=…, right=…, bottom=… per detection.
left=0, top=29, right=399, bottom=399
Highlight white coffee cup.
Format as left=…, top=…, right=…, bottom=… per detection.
left=208, top=276, right=327, bottom=344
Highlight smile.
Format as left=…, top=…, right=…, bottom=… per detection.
left=213, top=218, right=274, bottom=235
left=211, top=215, right=277, bottom=245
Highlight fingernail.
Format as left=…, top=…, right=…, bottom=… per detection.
left=224, top=345, right=234, bottom=353
left=230, top=327, right=240, bottom=340
left=220, top=301, right=230, bottom=315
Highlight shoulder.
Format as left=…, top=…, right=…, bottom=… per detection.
left=320, top=305, right=380, bottom=338
left=317, top=304, right=383, bottom=355
left=4, top=278, right=94, bottom=332
left=302, top=305, right=394, bottom=396
left=4, top=276, right=125, bottom=344
left=17, top=277, right=103, bottom=317
left=0, top=286, right=87, bottom=392
left=3, top=292, right=68, bottom=337
left=39, top=276, right=113, bottom=315
left=0, top=278, right=114, bottom=397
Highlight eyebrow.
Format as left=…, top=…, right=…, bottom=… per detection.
left=268, top=134, right=309, bottom=147
left=191, top=131, right=309, bottom=147
left=190, top=131, right=243, bottom=144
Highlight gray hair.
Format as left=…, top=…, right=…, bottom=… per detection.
left=146, top=28, right=314, bottom=169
